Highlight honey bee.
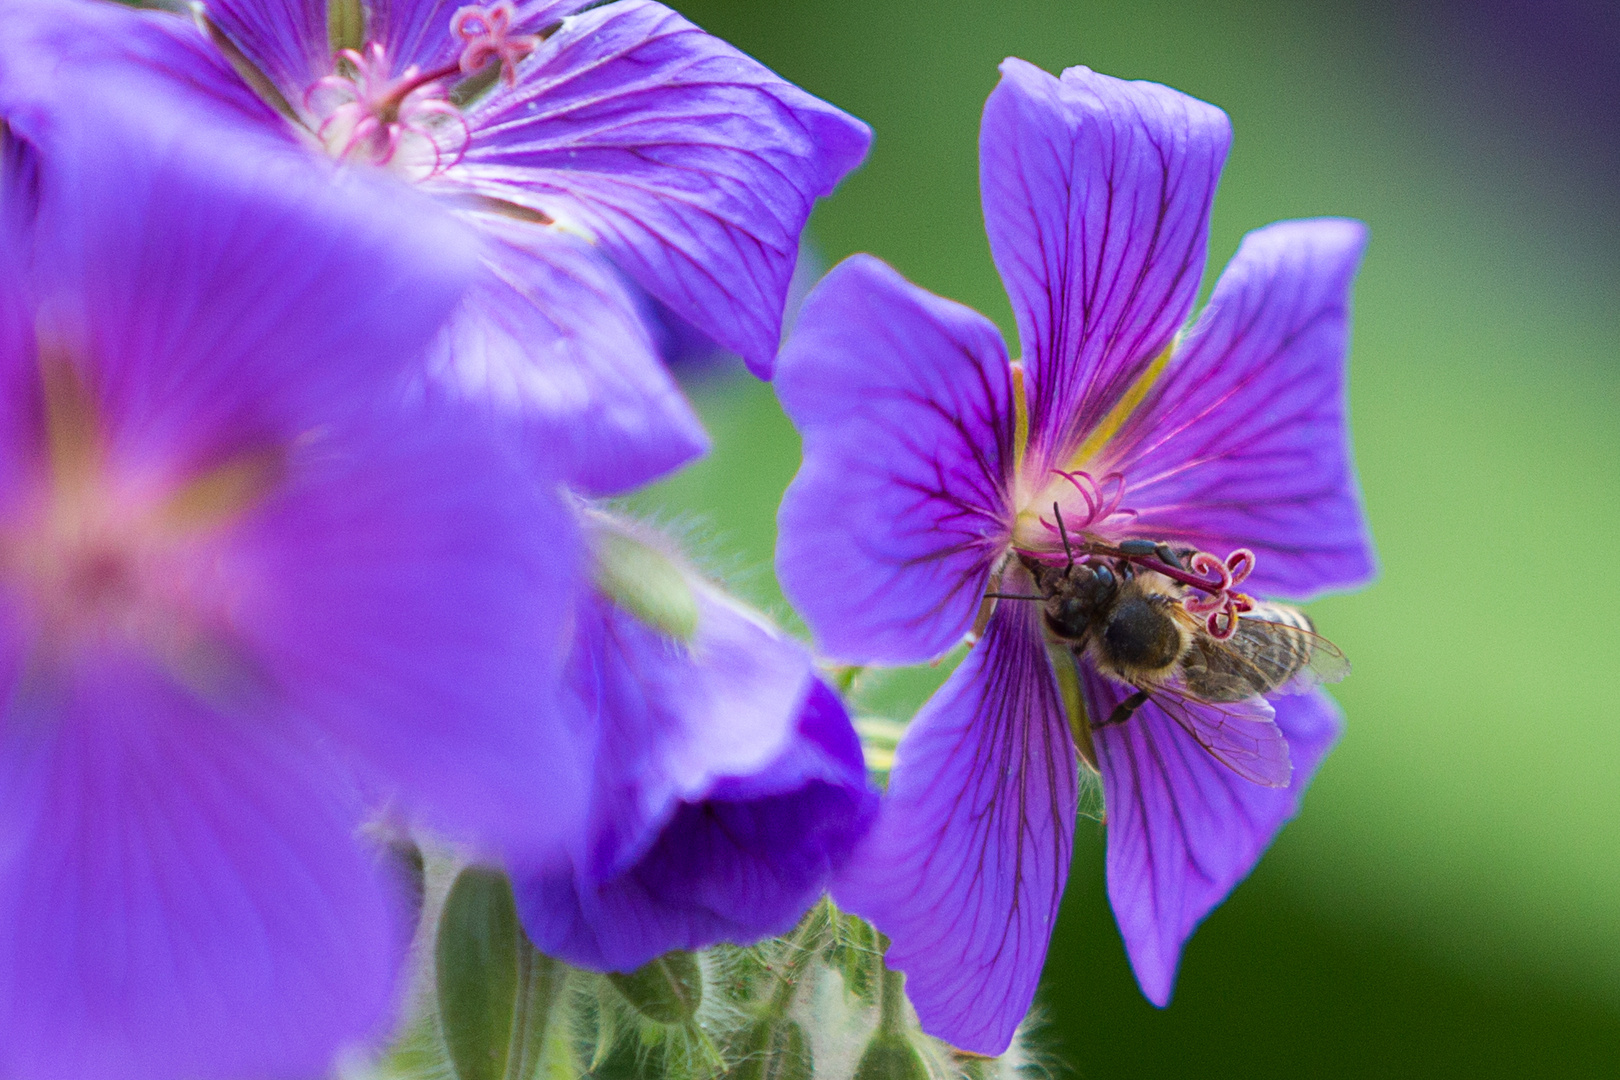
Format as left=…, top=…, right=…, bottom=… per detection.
left=1010, top=534, right=1349, bottom=787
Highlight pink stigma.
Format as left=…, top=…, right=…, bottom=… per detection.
left=1181, top=549, right=1256, bottom=640
left=452, top=2, right=541, bottom=87
left=304, top=44, right=469, bottom=177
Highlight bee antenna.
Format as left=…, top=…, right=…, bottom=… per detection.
left=985, top=592, right=1045, bottom=602
left=1052, top=501, right=1075, bottom=571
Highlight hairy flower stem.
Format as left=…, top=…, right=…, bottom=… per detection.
left=876, top=967, right=908, bottom=1039
left=764, top=904, right=831, bottom=1018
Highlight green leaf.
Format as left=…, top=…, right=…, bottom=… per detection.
left=608, top=952, right=704, bottom=1025
left=823, top=911, right=883, bottom=1007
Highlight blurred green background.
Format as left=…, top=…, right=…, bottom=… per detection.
left=644, top=1, right=1620, bottom=1074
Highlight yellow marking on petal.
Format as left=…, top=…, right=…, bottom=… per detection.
left=327, top=0, right=366, bottom=54
left=38, top=345, right=102, bottom=493
left=1046, top=642, right=1097, bottom=772
left=157, top=447, right=285, bottom=532
left=1065, top=342, right=1174, bottom=470
left=1009, top=360, right=1029, bottom=479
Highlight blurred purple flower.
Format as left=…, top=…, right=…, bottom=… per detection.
left=0, top=59, right=584, bottom=1080
left=774, top=59, right=1374, bottom=1053
left=7, top=0, right=870, bottom=495
left=512, top=514, right=876, bottom=970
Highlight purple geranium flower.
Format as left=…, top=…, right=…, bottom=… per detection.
left=774, top=59, right=1374, bottom=1053
left=512, top=513, right=876, bottom=970
left=9, top=0, right=868, bottom=495
left=0, top=54, right=583, bottom=1080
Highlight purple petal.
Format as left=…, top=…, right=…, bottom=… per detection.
left=370, top=0, right=463, bottom=75
left=428, top=212, right=708, bottom=495
left=515, top=584, right=873, bottom=970
left=229, top=408, right=586, bottom=860
left=834, top=588, right=1078, bottom=1056
left=0, top=652, right=402, bottom=1080
left=521, top=684, right=873, bottom=970
left=448, top=0, right=871, bottom=375
left=199, top=0, right=331, bottom=95
left=1087, top=669, right=1342, bottom=1006
left=775, top=255, right=1016, bottom=665
left=981, top=59, right=1230, bottom=471
left=13, top=52, right=476, bottom=473
left=1, top=0, right=289, bottom=136
left=1100, top=219, right=1375, bottom=600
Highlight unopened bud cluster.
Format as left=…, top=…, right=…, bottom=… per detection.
left=353, top=860, right=1045, bottom=1080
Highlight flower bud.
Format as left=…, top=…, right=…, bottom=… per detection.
left=608, top=950, right=704, bottom=1025
left=436, top=867, right=565, bottom=1080
left=590, top=519, right=700, bottom=642
left=852, top=1032, right=930, bottom=1080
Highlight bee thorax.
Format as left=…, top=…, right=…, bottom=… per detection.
left=1096, top=593, right=1185, bottom=677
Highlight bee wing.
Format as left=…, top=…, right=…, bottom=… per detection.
left=1180, top=610, right=1350, bottom=701
left=1149, top=684, right=1292, bottom=788
left=1230, top=616, right=1350, bottom=694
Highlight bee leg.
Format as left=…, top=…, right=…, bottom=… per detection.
left=1095, top=687, right=1151, bottom=729
left=1153, top=543, right=1184, bottom=570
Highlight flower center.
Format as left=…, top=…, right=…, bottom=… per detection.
left=0, top=357, right=280, bottom=681
left=300, top=3, right=540, bottom=178
left=1011, top=468, right=1139, bottom=554
left=304, top=43, right=470, bottom=177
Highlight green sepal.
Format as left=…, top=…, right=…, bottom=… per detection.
left=724, top=1019, right=812, bottom=1080
left=436, top=867, right=566, bottom=1080
left=592, top=528, right=700, bottom=643
left=608, top=951, right=704, bottom=1025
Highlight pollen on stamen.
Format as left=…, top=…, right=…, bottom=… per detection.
left=451, top=1, right=541, bottom=87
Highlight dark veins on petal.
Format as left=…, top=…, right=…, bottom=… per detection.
left=871, top=352, right=1017, bottom=621
left=1034, top=123, right=1216, bottom=464
left=1109, top=259, right=1356, bottom=574
left=904, top=596, right=1076, bottom=1028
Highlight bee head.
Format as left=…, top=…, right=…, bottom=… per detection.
left=1043, top=560, right=1117, bottom=641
